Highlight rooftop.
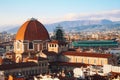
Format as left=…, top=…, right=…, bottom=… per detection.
left=48, top=40, right=67, bottom=45
left=62, top=51, right=112, bottom=58
left=0, top=62, right=37, bottom=70
left=15, top=18, right=50, bottom=41
left=72, top=40, right=118, bottom=47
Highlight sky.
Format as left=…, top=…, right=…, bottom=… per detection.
left=0, top=0, right=120, bottom=27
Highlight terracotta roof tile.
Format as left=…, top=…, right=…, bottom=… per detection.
left=0, top=62, right=37, bottom=70
left=16, top=19, right=50, bottom=41
left=49, top=61, right=87, bottom=67
left=62, top=51, right=111, bottom=58
left=48, top=40, right=67, bottom=45
left=43, top=50, right=57, bottom=56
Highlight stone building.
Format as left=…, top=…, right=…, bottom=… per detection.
left=14, top=18, right=50, bottom=62
left=48, top=40, right=68, bottom=53
left=0, top=57, right=48, bottom=78
left=0, top=18, right=49, bottom=79
left=60, top=51, right=112, bottom=66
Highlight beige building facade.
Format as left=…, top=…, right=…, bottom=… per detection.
left=48, top=41, right=68, bottom=53
left=14, top=18, right=50, bottom=62
left=0, top=58, right=48, bottom=77
left=60, top=51, right=112, bottom=66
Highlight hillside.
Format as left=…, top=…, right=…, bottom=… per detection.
left=5, top=19, right=120, bottom=33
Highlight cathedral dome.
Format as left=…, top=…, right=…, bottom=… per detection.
left=15, top=18, right=50, bottom=41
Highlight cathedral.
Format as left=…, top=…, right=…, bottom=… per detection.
left=14, top=18, right=50, bottom=62
left=0, top=18, right=115, bottom=79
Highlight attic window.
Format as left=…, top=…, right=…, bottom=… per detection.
left=29, top=42, right=33, bottom=49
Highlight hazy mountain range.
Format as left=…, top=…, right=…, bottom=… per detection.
left=3, top=19, right=120, bottom=33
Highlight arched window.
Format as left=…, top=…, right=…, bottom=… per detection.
left=50, top=44, right=51, bottom=47
left=29, top=42, right=33, bottom=49
left=55, top=44, right=56, bottom=47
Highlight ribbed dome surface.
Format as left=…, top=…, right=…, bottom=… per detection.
left=15, top=19, right=49, bottom=41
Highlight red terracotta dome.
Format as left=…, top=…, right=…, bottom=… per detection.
left=15, top=18, right=50, bottom=41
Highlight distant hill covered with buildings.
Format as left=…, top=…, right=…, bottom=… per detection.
left=5, top=19, right=120, bottom=33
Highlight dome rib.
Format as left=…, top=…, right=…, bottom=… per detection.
left=15, top=19, right=50, bottom=41
left=16, top=21, right=29, bottom=40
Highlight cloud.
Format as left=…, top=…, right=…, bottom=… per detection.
left=61, top=10, right=120, bottom=21
left=19, top=9, right=120, bottom=24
